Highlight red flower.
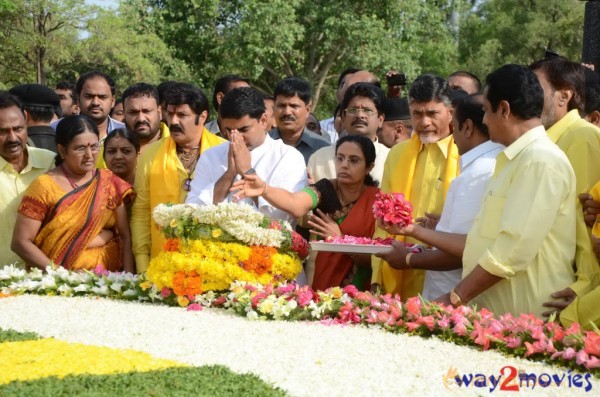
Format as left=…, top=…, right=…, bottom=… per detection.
left=372, top=192, right=413, bottom=227
left=291, top=231, right=309, bottom=259
left=584, top=331, right=600, bottom=357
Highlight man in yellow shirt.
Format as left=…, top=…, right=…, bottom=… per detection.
left=131, top=83, right=225, bottom=273
left=372, top=75, right=460, bottom=297
left=529, top=57, right=600, bottom=326
left=0, top=92, right=55, bottom=268
left=442, top=64, right=576, bottom=318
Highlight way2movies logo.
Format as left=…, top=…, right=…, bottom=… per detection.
left=442, top=365, right=593, bottom=392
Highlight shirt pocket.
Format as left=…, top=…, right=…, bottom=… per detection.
left=479, top=194, right=506, bottom=239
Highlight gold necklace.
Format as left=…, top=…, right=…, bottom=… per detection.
left=177, top=146, right=200, bottom=192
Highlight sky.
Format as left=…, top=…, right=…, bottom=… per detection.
left=86, top=0, right=118, bottom=9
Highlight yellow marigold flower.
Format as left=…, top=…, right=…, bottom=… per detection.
left=330, top=287, right=343, bottom=299
left=139, top=281, right=153, bottom=291
left=177, top=296, right=190, bottom=307
left=211, top=228, right=223, bottom=238
left=170, top=219, right=178, bottom=228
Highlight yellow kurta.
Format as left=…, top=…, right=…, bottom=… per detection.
left=372, top=133, right=460, bottom=298
left=462, top=127, right=576, bottom=318
left=131, top=129, right=225, bottom=272
left=0, top=147, right=55, bottom=267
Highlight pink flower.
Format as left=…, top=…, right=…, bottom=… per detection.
left=93, top=264, right=108, bottom=276
left=576, top=349, right=591, bottom=366
left=372, top=192, right=413, bottom=227
left=584, top=331, right=600, bottom=357
left=552, top=347, right=577, bottom=361
left=505, top=336, right=522, bottom=349
left=406, top=321, right=421, bottom=332
left=276, top=284, right=295, bottom=294
left=297, top=290, right=314, bottom=307
left=470, top=321, right=491, bottom=350
left=160, top=287, right=172, bottom=298
left=584, top=355, right=600, bottom=369
left=405, top=296, right=422, bottom=318
left=437, top=315, right=450, bottom=330
left=418, top=315, right=435, bottom=331
left=186, top=303, right=203, bottom=311
left=213, top=296, right=226, bottom=306
left=342, top=285, right=358, bottom=297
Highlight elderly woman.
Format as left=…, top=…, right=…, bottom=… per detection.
left=12, top=115, right=135, bottom=272
left=231, top=135, right=379, bottom=291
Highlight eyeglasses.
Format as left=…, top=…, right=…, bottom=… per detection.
left=345, top=107, right=376, bottom=117
left=71, top=143, right=101, bottom=156
left=335, top=155, right=364, bottom=166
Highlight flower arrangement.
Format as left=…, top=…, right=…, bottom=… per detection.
left=2, top=265, right=600, bottom=374
left=147, top=203, right=306, bottom=298
left=372, top=192, right=413, bottom=227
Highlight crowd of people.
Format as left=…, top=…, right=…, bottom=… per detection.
left=2, top=56, right=600, bottom=329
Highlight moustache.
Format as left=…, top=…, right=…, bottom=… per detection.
left=170, top=124, right=183, bottom=132
left=135, top=121, right=151, bottom=129
left=280, top=115, right=296, bottom=122
left=3, top=139, right=22, bottom=148
left=351, top=119, right=368, bottom=127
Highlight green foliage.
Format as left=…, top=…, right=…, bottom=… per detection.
left=0, top=328, right=41, bottom=343
left=458, top=0, right=585, bottom=79
left=0, top=366, right=287, bottom=397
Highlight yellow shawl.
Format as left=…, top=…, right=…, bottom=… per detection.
left=590, top=181, right=600, bottom=237
left=379, top=133, right=460, bottom=296
left=148, top=129, right=225, bottom=257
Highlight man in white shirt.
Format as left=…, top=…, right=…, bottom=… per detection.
left=376, top=94, right=503, bottom=300
left=308, top=83, right=390, bottom=185
left=186, top=87, right=307, bottom=224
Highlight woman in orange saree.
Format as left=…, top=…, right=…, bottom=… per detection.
left=231, top=135, right=379, bottom=291
left=12, top=116, right=135, bottom=272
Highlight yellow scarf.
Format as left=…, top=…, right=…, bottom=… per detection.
left=590, top=181, right=600, bottom=237
left=148, top=129, right=225, bottom=257
left=381, top=133, right=460, bottom=296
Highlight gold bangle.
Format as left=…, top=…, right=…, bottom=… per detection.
left=405, top=252, right=414, bottom=267
left=262, top=183, right=268, bottom=195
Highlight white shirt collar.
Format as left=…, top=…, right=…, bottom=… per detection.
left=460, top=140, right=504, bottom=171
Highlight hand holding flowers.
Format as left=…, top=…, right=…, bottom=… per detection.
left=372, top=192, right=413, bottom=230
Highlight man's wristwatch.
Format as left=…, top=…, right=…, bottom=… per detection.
left=244, top=168, right=256, bottom=175
left=449, top=288, right=464, bottom=306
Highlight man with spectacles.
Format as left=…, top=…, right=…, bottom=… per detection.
left=0, top=92, right=55, bottom=268
left=372, top=74, right=460, bottom=297
left=308, top=83, right=390, bottom=184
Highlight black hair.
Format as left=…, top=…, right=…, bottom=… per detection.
left=103, top=127, right=141, bottom=158
left=156, top=81, right=179, bottom=105
left=273, top=77, right=311, bottom=105
left=164, top=83, right=210, bottom=120
left=219, top=87, right=265, bottom=120
left=333, top=103, right=342, bottom=118
left=409, top=74, right=452, bottom=105
left=122, top=83, right=159, bottom=105
left=455, top=94, right=488, bottom=137
left=262, top=93, right=274, bottom=101
left=212, top=74, right=250, bottom=111
left=76, top=70, right=116, bottom=97
left=585, top=83, right=600, bottom=116
left=110, top=98, right=123, bottom=118
left=55, top=115, right=99, bottom=165
left=449, top=88, right=469, bottom=108
left=341, top=83, right=386, bottom=115
left=449, top=71, right=482, bottom=92
left=0, top=91, right=24, bottom=113
left=335, top=134, right=378, bottom=187
left=24, top=105, right=55, bottom=123
left=338, top=68, right=362, bottom=87
left=485, top=64, right=543, bottom=120
left=529, top=57, right=585, bottom=114
left=55, top=81, right=77, bottom=102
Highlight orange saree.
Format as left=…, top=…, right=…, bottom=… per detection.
left=312, top=185, right=379, bottom=291
left=18, top=169, right=135, bottom=271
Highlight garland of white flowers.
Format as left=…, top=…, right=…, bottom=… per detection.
left=152, top=202, right=288, bottom=247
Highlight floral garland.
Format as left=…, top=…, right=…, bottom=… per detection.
left=148, top=202, right=308, bottom=296
left=1, top=265, right=599, bottom=374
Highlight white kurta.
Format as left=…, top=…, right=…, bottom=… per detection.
left=186, top=135, right=308, bottom=225
left=422, top=140, right=504, bottom=300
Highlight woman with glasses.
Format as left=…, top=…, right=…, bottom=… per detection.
left=231, top=134, right=379, bottom=291
left=12, top=115, right=135, bottom=273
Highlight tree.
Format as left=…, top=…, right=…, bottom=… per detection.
left=127, top=0, right=463, bottom=116
left=0, top=0, right=86, bottom=86
left=458, top=0, right=585, bottom=79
